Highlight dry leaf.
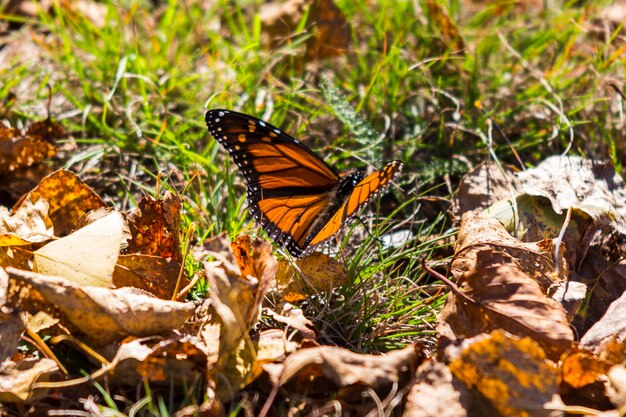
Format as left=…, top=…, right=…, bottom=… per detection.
left=0, top=246, right=33, bottom=270
left=24, top=118, right=67, bottom=145
left=109, top=337, right=209, bottom=386
left=483, top=194, right=593, bottom=270
left=577, top=254, right=626, bottom=336
left=261, top=0, right=350, bottom=62
left=449, top=330, right=564, bottom=417
left=124, top=192, right=182, bottom=261
left=607, top=365, right=626, bottom=411
left=0, top=195, right=54, bottom=246
left=517, top=156, right=626, bottom=235
left=34, top=211, right=124, bottom=287
left=438, top=213, right=574, bottom=360
left=0, top=163, right=54, bottom=207
left=304, top=0, right=351, bottom=61
left=266, top=303, right=317, bottom=340
left=457, top=161, right=521, bottom=214
left=113, top=254, right=185, bottom=300
left=0, top=312, right=24, bottom=364
left=559, top=348, right=612, bottom=390
left=206, top=234, right=277, bottom=339
left=7, top=268, right=195, bottom=346
left=0, top=125, right=56, bottom=173
left=403, top=359, right=471, bottom=417
left=200, top=234, right=277, bottom=400
left=273, top=344, right=424, bottom=407
left=0, top=358, right=59, bottom=403
left=452, top=212, right=566, bottom=289
left=439, top=249, right=574, bottom=360
left=581, top=288, right=626, bottom=354
left=275, top=252, right=348, bottom=302
left=13, top=169, right=106, bottom=236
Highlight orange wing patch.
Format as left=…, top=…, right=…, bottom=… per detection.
left=258, top=194, right=330, bottom=247
left=308, top=161, right=401, bottom=247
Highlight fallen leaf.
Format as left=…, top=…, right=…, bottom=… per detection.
left=260, top=0, right=350, bottom=62
left=275, top=252, right=348, bottom=302
left=0, top=195, right=54, bottom=246
left=0, top=125, right=56, bottom=173
left=449, top=330, right=564, bottom=417
left=0, top=358, right=59, bottom=403
left=273, top=344, right=424, bottom=408
left=124, top=192, right=182, bottom=261
left=456, top=161, right=521, bottom=215
left=0, top=246, right=33, bottom=270
left=13, top=169, right=106, bottom=236
left=113, top=254, right=185, bottom=299
left=439, top=249, right=574, bottom=359
left=607, top=365, right=626, bottom=411
left=266, top=303, right=317, bottom=340
left=7, top=268, right=195, bottom=346
left=304, top=0, right=351, bottom=61
left=517, top=156, right=626, bottom=235
left=452, top=212, right=566, bottom=289
left=34, top=211, right=124, bottom=287
left=483, top=194, right=594, bottom=271
left=109, top=337, right=209, bottom=386
left=206, top=234, right=277, bottom=338
left=576, top=253, right=626, bottom=336
left=0, top=163, right=54, bottom=207
left=24, top=118, right=67, bottom=145
left=438, top=213, right=574, bottom=359
left=581, top=288, right=626, bottom=354
left=559, top=347, right=612, bottom=390
left=200, top=234, right=277, bottom=400
left=0, top=313, right=24, bottom=364
left=402, top=359, right=471, bottom=417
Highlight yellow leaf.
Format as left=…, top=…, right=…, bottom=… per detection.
left=33, top=211, right=124, bottom=287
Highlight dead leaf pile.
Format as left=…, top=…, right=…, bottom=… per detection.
left=436, top=155, right=626, bottom=415
left=1, top=165, right=425, bottom=416
left=3, top=128, right=626, bottom=416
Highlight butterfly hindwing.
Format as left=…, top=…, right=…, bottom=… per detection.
left=307, top=161, right=403, bottom=249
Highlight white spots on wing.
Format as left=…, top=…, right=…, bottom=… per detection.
left=259, top=121, right=266, bottom=127
left=215, top=117, right=220, bottom=123
left=274, top=129, right=280, bottom=134
left=218, top=111, right=225, bottom=117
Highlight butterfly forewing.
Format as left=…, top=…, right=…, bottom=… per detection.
left=206, top=109, right=341, bottom=256
left=206, top=110, right=339, bottom=191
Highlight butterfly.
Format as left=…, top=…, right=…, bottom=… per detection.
left=205, top=109, right=403, bottom=257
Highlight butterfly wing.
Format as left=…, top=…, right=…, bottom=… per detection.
left=206, top=109, right=341, bottom=257
left=306, top=161, right=403, bottom=251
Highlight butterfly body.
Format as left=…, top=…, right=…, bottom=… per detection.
left=206, top=109, right=402, bottom=257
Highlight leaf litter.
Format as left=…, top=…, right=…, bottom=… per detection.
left=1, top=100, right=626, bottom=416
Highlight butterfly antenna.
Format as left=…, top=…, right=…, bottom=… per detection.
left=355, top=217, right=383, bottom=243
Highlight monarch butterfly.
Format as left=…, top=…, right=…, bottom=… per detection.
left=206, top=109, right=402, bottom=257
